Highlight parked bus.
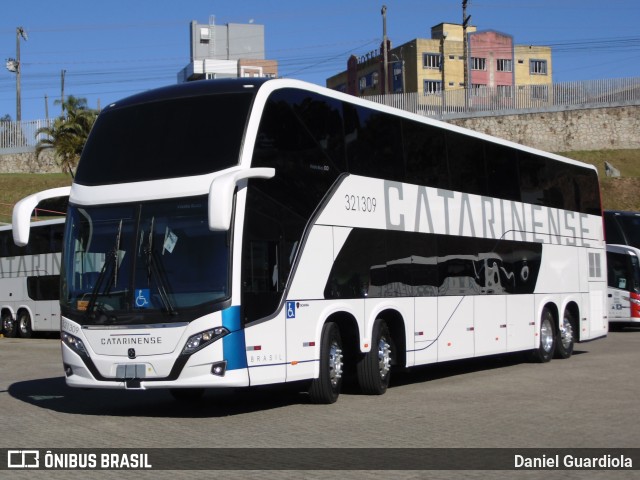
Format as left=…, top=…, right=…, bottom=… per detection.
left=1, top=218, right=64, bottom=337
left=606, top=244, right=640, bottom=329
left=12, top=78, right=607, bottom=403
left=604, top=210, right=640, bottom=249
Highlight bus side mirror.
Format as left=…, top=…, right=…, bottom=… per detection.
left=208, top=168, right=275, bottom=231
left=12, top=186, right=72, bottom=246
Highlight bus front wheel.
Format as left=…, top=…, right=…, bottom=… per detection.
left=17, top=311, right=33, bottom=338
left=529, top=308, right=555, bottom=363
left=2, top=312, right=17, bottom=338
left=357, top=319, right=392, bottom=395
left=308, top=321, right=343, bottom=404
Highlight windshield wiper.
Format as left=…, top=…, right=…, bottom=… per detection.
left=144, top=218, right=178, bottom=315
left=86, top=219, right=122, bottom=317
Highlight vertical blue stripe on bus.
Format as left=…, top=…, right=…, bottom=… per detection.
left=222, top=306, right=247, bottom=370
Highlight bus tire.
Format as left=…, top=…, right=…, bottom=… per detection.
left=170, top=388, right=205, bottom=401
left=357, top=318, right=392, bottom=395
left=555, top=309, right=576, bottom=359
left=308, top=321, right=343, bottom=404
left=17, top=311, right=33, bottom=338
left=529, top=308, right=555, bottom=363
left=2, top=312, right=17, bottom=338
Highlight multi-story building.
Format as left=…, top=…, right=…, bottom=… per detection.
left=326, top=22, right=552, bottom=99
left=178, top=18, right=278, bottom=83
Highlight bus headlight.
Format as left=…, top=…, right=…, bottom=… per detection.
left=182, top=327, right=229, bottom=355
left=61, top=331, right=89, bottom=358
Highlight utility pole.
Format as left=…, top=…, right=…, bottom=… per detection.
left=462, top=0, right=471, bottom=109
left=381, top=5, right=389, bottom=95
left=61, top=69, right=66, bottom=114
left=44, top=94, right=49, bottom=120
left=16, top=27, right=27, bottom=122
left=440, top=33, right=447, bottom=116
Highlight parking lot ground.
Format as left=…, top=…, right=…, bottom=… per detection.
left=1, top=329, right=639, bottom=479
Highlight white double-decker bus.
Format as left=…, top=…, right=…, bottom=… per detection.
left=1, top=218, right=65, bottom=337
left=13, top=78, right=607, bottom=403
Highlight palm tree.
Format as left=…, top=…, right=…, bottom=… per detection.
left=35, top=96, right=98, bottom=177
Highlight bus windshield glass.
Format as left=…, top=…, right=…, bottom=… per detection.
left=74, top=90, right=254, bottom=185
left=61, top=196, right=229, bottom=323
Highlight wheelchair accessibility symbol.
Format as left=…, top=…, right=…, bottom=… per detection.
left=135, top=289, right=151, bottom=308
left=286, top=301, right=296, bottom=319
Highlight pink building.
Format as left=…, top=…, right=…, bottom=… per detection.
left=469, top=30, right=515, bottom=93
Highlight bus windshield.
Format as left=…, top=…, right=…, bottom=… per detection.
left=61, top=196, right=229, bottom=323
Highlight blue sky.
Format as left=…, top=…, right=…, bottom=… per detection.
left=1, top=0, right=639, bottom=121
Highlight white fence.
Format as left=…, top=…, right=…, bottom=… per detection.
left=364, top=77, right=640, bottom=119
left=0, top=118, right=53, bottom=152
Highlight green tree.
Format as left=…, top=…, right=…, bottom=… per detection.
left=35, top=96, right=98, bottom=177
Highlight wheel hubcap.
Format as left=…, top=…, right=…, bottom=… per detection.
left=560, top=316, right=573, bottom=349
left=3, top=318, right=13, bottom=332
left=540, top=319, right=554, bottom=353
left=329, top=341, right=343, bottom=387
left=377, top=336, right=392, bottom=379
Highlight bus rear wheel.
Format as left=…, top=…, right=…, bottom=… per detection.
left=17, top=311, right=33, bottom=338
left=308, top=321, right=343, bottom=404
left=529, top=308, right=555, bottom=363
left=555, top=309, right=576, bottom=359
left=357, top=319, right=392, bottom=395
left=2, top=312, right=17, bottom=338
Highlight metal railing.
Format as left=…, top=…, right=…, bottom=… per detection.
left=364, top=77, right=640, bottom=119
left=0, top=118, right=53, bottom=152
left=2, top=77, right=640, bottom=152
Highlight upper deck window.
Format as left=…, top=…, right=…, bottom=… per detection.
left=75, top=91, right=255, bottom=185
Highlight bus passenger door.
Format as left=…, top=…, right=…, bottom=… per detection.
left=241, top=184, right=306, bottom=386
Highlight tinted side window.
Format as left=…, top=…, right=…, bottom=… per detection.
left=403, top=119, right=448, bottom=189
left=253, top=91, right=345, bottom=218
left=573, top=167, right=601, bottom=215
left=242, top=185, right=306, bottom=323
left=0, top=229, right=27, bottom=257
left=545, top=161, right=598, bottom=213
left=325, top=229, right=438, bottom=299
left=613, top=214, right=640, bottom=249
left=607, top=251, right=640, bottom=293
left=27, top=275, right=60, bottom=301
left=519, top=152, right=550, bottom=207
left=344, top=104, right=405, bottom=182
left=325, top=228, right=542, bottom=299
left=446, top=130, right=487, bottom=196
left=484, top=142, right=520, bottom=202
left=604, top=215, right=625, bottom=245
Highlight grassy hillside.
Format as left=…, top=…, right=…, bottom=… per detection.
left=0, top=149, right=638, bottom=224
left=560, top=149, right=640, bottom=212
left=0, top=173, right=72, bottom=224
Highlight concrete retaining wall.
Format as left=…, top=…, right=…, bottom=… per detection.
left=447, top=104, right=640, bottom=153
left=0, top=149, right=60, bottom=174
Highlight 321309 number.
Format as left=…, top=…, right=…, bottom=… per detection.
left=345, top=195, right=377, bottom=213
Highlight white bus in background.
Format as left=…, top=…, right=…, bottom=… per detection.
left=12, top=78, right=608, bottom=403
left=606, top=244, right=640, bottom=329
left=0, top=218, right=65, bottom=337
